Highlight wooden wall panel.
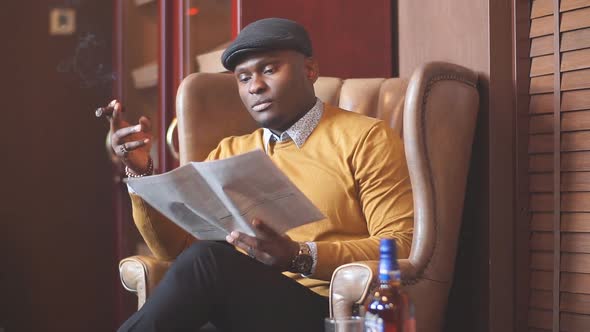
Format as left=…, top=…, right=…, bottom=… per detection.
left=239, top=0, right=393, bottom=78
left=562, top=152, right=590, bottom=171
left=530, top=134, right=555, bottom=153
left=532, top=0, right=553, bottom=17
left=531, top=232, right=553, bottom=250
left=562, top=192, right=590, bottom=211
left=532, top=271, right=554, bottom=290
left=560, top=7, right=590, bottom=32
left=531, top=193, right=554, bottom=211
left=532, top=212, right=553, bottom=231
left=529, top=309, right=553, bottom=329
left=561, top=312, right=590, bottom=331
left=531, top=54, right=554, bottom=76
left=526, top=2, right=590, bottom=330
left=529, top=212, right=590, bottom=231
left=530, top=153, right=554, bottom=172
left=562, top=131, right=590, bottom=151
left=561, top=28, right=590, bottom=52
left=397, top=0, right=489, bottom=78
left=562, top=69, right=590, bottom=91
left=531, top=35, right=554, bottom=57
left=531, top=114, right=554, bottom=133
left=561, top=273, right=590, bottom=294
left=561, top=0, right=590, bottom=12
left=531, top=173, right=553, bottom=192
left=561, top=213, right=590, bottom=231
left=561, top=172, right=590, bottom=191
left=531, top=290, right=554, bottom=309
left=396, top=2, right=497, bottom=330
left=561, top=293, right=590, bottom=314
left=562, top=111, right=590, bottom=131
left=561, top=233, right=590, bottom=252
left=562, top=253, right=590, bottom=272
left=562, top=90, right=590, bottom=111
left=531, top=94, right=556, bottom=114
left=561, top=48, right=590, bottom=72
left=514, top=0, right=554, bottom=331
left=531, top=252, right=554, bottom=270
left=531, top=15, right=554, bottom=37
left=0, top=2, right=118, bottom=331
left=531, top=75, right=555, bottom=94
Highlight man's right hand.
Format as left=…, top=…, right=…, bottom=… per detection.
left=107, top=99, right=153, bottom=175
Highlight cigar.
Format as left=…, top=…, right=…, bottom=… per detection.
left=95, top=105, right=114, bottom=118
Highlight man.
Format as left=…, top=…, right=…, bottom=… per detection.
left=110, top=18, right=413, bottom=332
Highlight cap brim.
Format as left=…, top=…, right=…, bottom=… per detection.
left=223, top=47, right=267, bottom=71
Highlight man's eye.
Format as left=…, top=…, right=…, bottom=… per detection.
left=238, top=75, right=251, bottom=83
left=263, top=67, right=275, bottom=74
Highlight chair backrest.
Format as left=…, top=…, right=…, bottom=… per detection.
left=175, top=62, right=479, bottom=331
left=175, top=74, right=409, bottom=163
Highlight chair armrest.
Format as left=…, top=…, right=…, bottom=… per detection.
left=329, top=258, right=421, bottom=318
left=119, top=255, right=173, bottom=310
left=329, top=261, right=377, bottom=318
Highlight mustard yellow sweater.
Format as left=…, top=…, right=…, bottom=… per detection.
left=130, top=104, right=414, bottom=296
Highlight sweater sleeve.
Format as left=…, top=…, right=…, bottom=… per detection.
left=129, top=193, right=194, bottom=260
left=129, top=144, right=226, bottom=260
left=312, top=121, right=414, bottom=280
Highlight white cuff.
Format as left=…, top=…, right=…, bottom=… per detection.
left=127, top=183, right=136, bottom=194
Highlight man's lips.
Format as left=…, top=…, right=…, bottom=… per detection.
left=252, top=101, right=273, bottom=112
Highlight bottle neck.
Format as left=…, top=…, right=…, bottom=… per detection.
left=379, top=269, right=401, bottom=284
left=378, top=254, right=400, bottom=283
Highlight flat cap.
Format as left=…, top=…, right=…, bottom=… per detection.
left=221, top=18, right=313, bottom=71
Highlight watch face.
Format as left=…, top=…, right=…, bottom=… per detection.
left=294, top=254, right=313, bottom=274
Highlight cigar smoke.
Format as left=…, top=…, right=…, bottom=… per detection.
left=57, top=32, right=115, bottom=88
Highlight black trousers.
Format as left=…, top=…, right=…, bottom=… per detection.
left=118, top=241, right=329, bottom=332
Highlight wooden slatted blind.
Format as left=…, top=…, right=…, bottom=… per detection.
left=528, top=1, right=590, bottom=331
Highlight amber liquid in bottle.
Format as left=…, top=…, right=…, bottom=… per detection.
left=364, top=239, right=415, bottom=332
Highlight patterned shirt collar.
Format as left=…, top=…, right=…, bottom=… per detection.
left=262, top=98, right=324, bottom=151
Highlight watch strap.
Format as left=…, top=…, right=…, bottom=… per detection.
left=289, top=242, right=313, bottom=275
left=305, top=241, right=317, bottom=276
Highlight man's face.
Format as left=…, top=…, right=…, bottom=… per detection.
left=233, top=50, right=318, bottom=132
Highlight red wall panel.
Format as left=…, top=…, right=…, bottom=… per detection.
left=239, top=0, right=394, bottom=78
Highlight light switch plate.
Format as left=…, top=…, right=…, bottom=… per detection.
left=50, top=8, right=76, bottom=35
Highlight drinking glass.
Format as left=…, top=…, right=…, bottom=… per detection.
left=324, top=316, right=365, bottom=332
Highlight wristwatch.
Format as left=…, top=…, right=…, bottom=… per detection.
left=288, top=242, right=313, bottom=275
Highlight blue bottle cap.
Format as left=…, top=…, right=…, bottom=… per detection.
left=379, top=238, right=400, bottom=280
left=380, top=238, right=397, bottom=257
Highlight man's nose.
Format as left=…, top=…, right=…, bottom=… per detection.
left=248, top=75, right=267, bottom=94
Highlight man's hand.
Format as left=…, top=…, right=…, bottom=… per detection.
left=107, top=100, right=153, bottom=174
left=226, top=218, right=300, bottom=271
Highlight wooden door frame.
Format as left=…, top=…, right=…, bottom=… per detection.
left=512, top=1, right=532, bottom=332
left=487, top=0, right=530, bottom=330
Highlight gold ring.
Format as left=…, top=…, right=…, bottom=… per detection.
left=119, top=144, right=129, bottom=158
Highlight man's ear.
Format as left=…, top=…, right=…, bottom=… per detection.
left=304, top=57, right=319, bottom=83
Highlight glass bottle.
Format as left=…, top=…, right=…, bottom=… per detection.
left=364, top=239, right=415, bottom=332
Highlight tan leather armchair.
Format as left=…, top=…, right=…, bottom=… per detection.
left=119, top=62, right=479, bottom=332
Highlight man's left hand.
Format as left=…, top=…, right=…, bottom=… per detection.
left=226, top=219, right=299, bottom=271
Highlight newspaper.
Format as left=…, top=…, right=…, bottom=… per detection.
left=127, top=149, right=325, bottom=240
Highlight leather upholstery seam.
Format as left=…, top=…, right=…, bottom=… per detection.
left=403, top=74, right=477, bottom=286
